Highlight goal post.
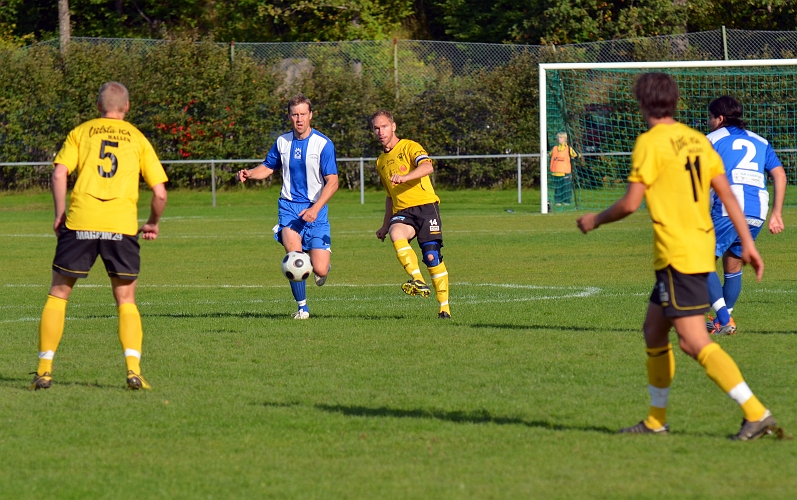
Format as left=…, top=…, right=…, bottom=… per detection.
left=539, top=59, right=797, bottom=214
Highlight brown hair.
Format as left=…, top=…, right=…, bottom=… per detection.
left=288, top=94, right=313, bottom=113
left=632, top=73, right=679, bottom=119
left=708, top=95, right=747, bottom=129
left=97, top=82, right=129, bottom=114
left=370, top=109, right=394, bottom=124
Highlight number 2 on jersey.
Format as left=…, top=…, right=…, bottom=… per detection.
left=684, top=156, right=702, bottom=202
left=98, top=140, right=119, bottom=178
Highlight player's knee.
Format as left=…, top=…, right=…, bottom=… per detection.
left=421, top=242, right=442, bottom=267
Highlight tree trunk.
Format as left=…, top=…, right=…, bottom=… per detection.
left=59, top=0, right=70, bottom=53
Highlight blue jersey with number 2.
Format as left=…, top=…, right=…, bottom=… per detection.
left=706, top=126, right=781, bottom=221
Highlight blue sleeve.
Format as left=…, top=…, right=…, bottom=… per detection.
left=764, top=144, right=782, bottom=173
left=319, top=140, right=338, bottom=177
left=263, top=141, right=282, bottom=171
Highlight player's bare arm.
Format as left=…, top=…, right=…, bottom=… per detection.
left=391, top=160, right=433, bottom=185
left=51, top=163, right=69, bottom=236
left=711, top=174, right=764, bottom=280
left=140, top=183, right=167, bottom=241
left=299, top=174, right=339, bottom=223
left=237, top=164, right=274, bottom=183
left=577, top=182, right=645, bottom=234
left=376, top=196, right=394, bottom=241
left=769, top=166, right=786, bottom=234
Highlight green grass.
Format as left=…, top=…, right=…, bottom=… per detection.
left=1, top=188, right=796, bottom=499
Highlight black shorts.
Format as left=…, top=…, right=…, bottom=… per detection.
left=649, top=266, right=710, bottom=318
left=389, top=202, right=444, bottom=246
left=52, top=224, right=141, bottom=280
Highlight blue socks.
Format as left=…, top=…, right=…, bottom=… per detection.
left=724, top=271, right=743, bottom=312
left=290, top=280, right=308, bottom=312
left=707, top=272, right=731, bottom=325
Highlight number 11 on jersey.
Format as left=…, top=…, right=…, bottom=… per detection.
left=685, top=156, right=702, bottom=202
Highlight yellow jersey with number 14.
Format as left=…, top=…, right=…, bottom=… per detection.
left=628, top=122, right=725, bottom=274
left=54, top=117, right=168, bottom=235
left=376, top=139, right=440, bottom=213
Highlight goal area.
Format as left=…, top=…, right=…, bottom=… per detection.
left=539, top=59, right=797, bottom=214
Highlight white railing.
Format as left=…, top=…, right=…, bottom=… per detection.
left=1, top=153, right=541, bottom=207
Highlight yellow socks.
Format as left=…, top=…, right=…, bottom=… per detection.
left=428, top=262, right=450, bottom=314
left=37, top=295, right=67, bottom=375
left=644, top=343, right=675, bottom=430
left=118, top=302, right=144, bottom=374
left=697, top=343, right=767, bottom=422
left=393, top=239, right=423, bottom=281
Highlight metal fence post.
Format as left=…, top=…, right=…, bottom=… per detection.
left=393, top=38, right=399, bottom=102
left=359, top=157, right=365, bottom=205
left=211, top=160, right=216, bottom=207
left=722, top=26, right=729, bottom=60
left=517, top=154, right=522, bottom=204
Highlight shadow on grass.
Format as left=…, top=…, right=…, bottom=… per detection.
left=0, top=373, right=124, bottom=391
left=744, top=329, right=797, bottom=335
left=471, top=323, right=639, bottom=333
left=313, top=403, right=615, bottom=434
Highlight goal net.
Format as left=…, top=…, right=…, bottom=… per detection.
left=539, top=60, right=797, bottom=213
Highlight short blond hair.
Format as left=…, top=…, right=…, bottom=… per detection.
left=370, top=109, right=394, bottom=124
left=556, top=131, right=568, bottom=140
left=97, top=82, right=129, bottom=114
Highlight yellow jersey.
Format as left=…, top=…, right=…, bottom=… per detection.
left=55, top=118, right=168, bottom=235
left=376, top=139, right=439, bottom=213
left=628, top=122, right=725, bottom=273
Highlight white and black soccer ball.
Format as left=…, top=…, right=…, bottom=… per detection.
left=281, top=251, right=313, bottom=282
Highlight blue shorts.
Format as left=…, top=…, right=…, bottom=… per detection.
left=714, top=216, right=763, bottom=258
left=274, top=198, right=331, bottom=251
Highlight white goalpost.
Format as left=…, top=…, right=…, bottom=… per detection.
left=539, top=58, right=797, bottom=214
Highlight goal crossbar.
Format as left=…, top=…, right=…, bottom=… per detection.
left=538, top=58, right=797, bottom=213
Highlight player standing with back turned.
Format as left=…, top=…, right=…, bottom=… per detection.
left=704, top=95, right=787, bottom=335
left=577, top=73, right=779, bottom=440
left=372, top=110, right=451, bottom=319
left=31, top=82, right=168, bottom=390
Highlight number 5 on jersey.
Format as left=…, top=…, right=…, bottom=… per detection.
left=98, top=140, right=119, bottom=178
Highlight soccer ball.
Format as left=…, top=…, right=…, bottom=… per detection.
left=281, top=251, right=313, bottom=282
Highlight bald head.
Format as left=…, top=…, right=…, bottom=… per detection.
left=97, top=82, right=129, bottom=115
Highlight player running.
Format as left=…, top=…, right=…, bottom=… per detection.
left=237, top=94, right=338, bottom=320
left=31, top=82, right=168, bottom=390
left=371, top=110, right=451, bottom=319
left=577, top=73, right=779, bottom=441
left=704, top=95, right=787, bottom=335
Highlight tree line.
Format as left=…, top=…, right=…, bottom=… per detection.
left=2, top=0, right=795, bottom=46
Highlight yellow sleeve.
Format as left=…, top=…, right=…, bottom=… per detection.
left=706, top=145, right=725, bottom=179
left=408, top=141, right=431, bottom=167
left=139, top=136, right=168, bottom=187
left=569, top=146, right=578, bottom=159
left=53, top=129, right=80, bottom=174
left=628, top=135, right=656, bottom=186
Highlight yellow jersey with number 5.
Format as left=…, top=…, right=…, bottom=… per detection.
left=376, top=139, right=440, bottom=213
left=628, top=122, right=725, bottom=273
left=54, top=117, right=168, bottom=235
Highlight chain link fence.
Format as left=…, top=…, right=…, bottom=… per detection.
left=8, top=29, right=797, bottom=196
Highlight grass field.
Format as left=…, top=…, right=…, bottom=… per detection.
left=1, top=187, right=796, bottom=499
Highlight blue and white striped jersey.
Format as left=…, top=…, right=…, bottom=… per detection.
left=706, top=126, right=782, bottom=220
left=262, top=129, right=338, bottom=203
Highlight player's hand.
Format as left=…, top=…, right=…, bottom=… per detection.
left=741, top=245, right=764, bottom=281
left=390, top=174, right=405, bottom=185
left=376, top=226, right=388, bottom=241
left=769, top=214, right=784, bottom=234
left=139, top=222, right=160, bottom=241
left=576, top=213, right=598, bottom=234
left=299, top=207, right=319, bottom=223
left=53, top=213, right=66, bottom=236
left=237, top=169, right=251, bottom=183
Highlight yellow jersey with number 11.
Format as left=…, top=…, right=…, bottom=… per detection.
left=628, top=122, right=725, bottom=274
left=54, top=117, right=168, bottom=235
left=376, top=139, right=440, bottom=213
